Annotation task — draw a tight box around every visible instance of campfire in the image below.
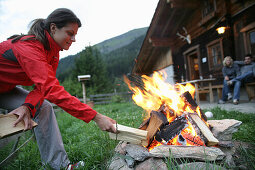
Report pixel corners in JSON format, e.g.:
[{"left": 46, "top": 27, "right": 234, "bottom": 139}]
[
  {"left": 122, "top": 72, "right": 218, "bottom": 150},
  {"left": 108, "top": 72, "right": 242, "bottom": 169}
]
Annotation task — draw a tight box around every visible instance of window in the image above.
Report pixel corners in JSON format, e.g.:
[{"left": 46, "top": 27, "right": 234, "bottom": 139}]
[
  {"left": 207, "top": 39, "right": 223, "bottom": 70},
  {"left": 202, "top": 0, "right": 216, "bottom": 18},
  {"left": 247, "top": 29, "right": 255, "bottom": 56},
  {"left": 199, "top": 0, "right": 216, "bottom": 26}
]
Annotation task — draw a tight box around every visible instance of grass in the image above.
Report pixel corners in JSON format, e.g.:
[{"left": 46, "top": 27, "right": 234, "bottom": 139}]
[{"left": 1, "top": 102, "right": 255, "bottom": 169}]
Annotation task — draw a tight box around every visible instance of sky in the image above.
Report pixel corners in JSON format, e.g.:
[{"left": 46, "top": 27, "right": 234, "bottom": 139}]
[{"left": 0, "top": 0, "right": 158, "bottom": 58}]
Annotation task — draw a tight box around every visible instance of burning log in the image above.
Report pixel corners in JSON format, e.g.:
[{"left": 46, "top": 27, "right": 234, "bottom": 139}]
[
  {"left": 155, "top": 115, "right": 188, "bottom": 143},
  {"left": 181, "top": 91, "right": 207, "bottom": 122},
  {"left": 181, "top": 133, "right": 206, "bottom": 146},
  {"left": 189, "top": 113, "right": 219, "bottom": 146},
  {"left": 108, "top": 124, "right": 148, "bottom": 146}
]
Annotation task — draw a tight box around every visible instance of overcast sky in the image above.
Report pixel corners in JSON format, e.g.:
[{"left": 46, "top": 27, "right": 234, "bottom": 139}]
[{"left": 0, "top": 0, "right": 158, "bottom": 58}]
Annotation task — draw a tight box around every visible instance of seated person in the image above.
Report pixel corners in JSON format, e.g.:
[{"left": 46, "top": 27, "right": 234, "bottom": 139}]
[
  {"left": 218, "top": 56, "right": 240, "bottom": 104},
  {"left": 228, "top": 54, "right": 255, "bottom": 104}
]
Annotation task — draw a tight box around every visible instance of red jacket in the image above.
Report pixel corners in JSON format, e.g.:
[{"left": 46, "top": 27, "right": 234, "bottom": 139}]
[{"left": 0, "top": 31, "right": 97, "bottom": 123}]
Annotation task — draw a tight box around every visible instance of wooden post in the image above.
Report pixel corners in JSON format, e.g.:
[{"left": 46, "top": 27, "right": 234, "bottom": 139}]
[
  {"left": 194, "top": 82, "right": 200, "bottom": 104},
  {"left": 78, "top": 75, "right": 91, "bottom": 104},
  {"left": 208, "top": 82, "right": 214, "bottom": 103},
  {"left": 82, "top": 82, "right": 86, "bottom": 104}
]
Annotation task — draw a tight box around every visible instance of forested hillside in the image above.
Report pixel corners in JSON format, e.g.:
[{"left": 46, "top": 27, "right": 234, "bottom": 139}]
[
  {"left": 104, "top": 34, "right": 145, "bottom": 79},
  {"left": 56, "top": 27, "right": 147, "bottom": 96},
  {"left": 94, "top": 27, "right": 147, "bottom": 54}
]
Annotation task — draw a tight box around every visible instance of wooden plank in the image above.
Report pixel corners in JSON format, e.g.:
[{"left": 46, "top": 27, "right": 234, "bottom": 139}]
[
  {"left": 108, "top": 124, "right": 148, "bottom": 146},
  {"left": 189, "top": 114, "right": 219, "bottom": 146},
  {"left": 0, "top": 114, "right": 37, "bottom": 139}
]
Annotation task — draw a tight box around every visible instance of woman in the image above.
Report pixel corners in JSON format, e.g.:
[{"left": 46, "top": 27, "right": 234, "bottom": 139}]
[
  {"left": 218, "top": 56, "right": 240, "bottom": 104},
  {"left": 0, "top": 8, "right": 116, "bottom": 169}
]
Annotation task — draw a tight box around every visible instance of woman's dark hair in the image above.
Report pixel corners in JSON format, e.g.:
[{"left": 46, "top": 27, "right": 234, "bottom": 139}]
[{"left": 9, "top": 8, "right": 81, "bottom": 50}]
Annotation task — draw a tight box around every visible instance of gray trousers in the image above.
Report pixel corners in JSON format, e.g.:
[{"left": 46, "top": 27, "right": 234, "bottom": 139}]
[{"left": 0, "top": 87, "right": 70, "bottom": 169}]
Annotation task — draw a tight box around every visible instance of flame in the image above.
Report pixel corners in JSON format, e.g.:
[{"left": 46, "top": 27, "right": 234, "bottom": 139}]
[
  {"left": 125, "top": 72, "right": 199, "bottom": 118},
  {"left": 125, "top": 72, "right": 196, "bottom": 119},
  {"left": 125, "top": 71, "right": 208, "bottom": 149}
]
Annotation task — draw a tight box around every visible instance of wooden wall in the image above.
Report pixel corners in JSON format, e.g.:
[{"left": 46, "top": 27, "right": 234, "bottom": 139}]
[{"left": 171, "top": 0, "right": 255, "bottom": 84}]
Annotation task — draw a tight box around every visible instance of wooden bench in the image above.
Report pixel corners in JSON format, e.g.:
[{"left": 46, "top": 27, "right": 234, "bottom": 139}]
[
  {"left": 202, "top": 82, "right": 255, "bottom": 101},
  {"left": 201, "top": 85, "right": 223, "bottom": 101},
  {"left": 245, "top": 82, "right": 255, "bottom": 101}
]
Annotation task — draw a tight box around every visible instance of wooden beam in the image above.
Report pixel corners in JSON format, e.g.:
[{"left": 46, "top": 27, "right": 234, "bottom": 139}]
[
  {"left": 167, "top": 0, "right": 199, "bottom": 9},
  {"left": 149, "top": 37, "right": 174, "bottom": 47},
  {"left": 189, "top": 114, "right": 219, "bottom": 146},
  {"left": 0, "top": 114, "right": 37, "bottom": 139},
  {"left": 108, "top": 124, "right": 148, "bottom": 146}
]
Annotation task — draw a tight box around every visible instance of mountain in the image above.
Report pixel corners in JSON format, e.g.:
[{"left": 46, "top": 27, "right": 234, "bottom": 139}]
[
  {"left": 56, "top": 27, "right": 148, "bottom": 82},
  {"left": 104, "top": 34, "right": 145, "bottom": 78},
  {"left": 94, "top": 27, "right": 147, "bottom": 54}
]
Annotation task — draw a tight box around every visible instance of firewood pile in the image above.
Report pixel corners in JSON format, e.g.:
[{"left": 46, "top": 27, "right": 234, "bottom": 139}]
[{"left": 109, "top": 118, "right": 242, "bottom": 169}]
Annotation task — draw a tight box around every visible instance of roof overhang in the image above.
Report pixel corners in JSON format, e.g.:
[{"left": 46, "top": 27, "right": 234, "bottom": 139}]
[{"left": 132, "top": 0, "right": 198, "bottom": 75}]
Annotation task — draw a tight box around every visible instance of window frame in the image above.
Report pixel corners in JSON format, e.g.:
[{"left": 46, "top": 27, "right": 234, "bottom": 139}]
[
  {"left": 206, "top": 38, "right": 224, "bottom": 71},
  {"left": 240, "top": 22, "right": 255, "bottom": 56}
]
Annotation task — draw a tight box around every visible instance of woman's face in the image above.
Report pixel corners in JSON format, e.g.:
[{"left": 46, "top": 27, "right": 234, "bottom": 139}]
[
  {"left": 50, "top": 22, "right": 79, "bottom": 50},
  {"left": 225, "top": 58, "right": 231, "bottom": 66}
]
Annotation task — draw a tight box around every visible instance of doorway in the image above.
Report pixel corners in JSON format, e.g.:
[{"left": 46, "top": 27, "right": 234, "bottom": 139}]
[{"left": 187, "top": 51, "right": 200, "bottom": 80}]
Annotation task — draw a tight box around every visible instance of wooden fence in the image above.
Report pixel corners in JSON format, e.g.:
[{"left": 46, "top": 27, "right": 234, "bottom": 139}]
[{"left": 90, "top": 92, "right": 132, "bottom": 104}]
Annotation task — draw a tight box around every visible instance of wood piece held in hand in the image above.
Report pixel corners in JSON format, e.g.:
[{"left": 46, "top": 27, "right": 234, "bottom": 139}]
[
  {"left": 108, "top": 124, "right": 148, "bottom": 146},
  {"left": 0, "top": 114, "right": 38, "bottom": 139},
  {"left": 189, "top": 114, "right": 218, "bottom": 146}
]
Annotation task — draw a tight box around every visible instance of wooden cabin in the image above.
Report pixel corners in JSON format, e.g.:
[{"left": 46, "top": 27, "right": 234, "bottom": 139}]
[{"left": 132, "top": 0, "right": 255, "bottom": 86}]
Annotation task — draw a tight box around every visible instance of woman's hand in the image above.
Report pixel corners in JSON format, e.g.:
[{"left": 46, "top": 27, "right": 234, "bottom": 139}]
[
  {"left": 93, "top": 113, "right": 117, "bottom": 133},
  {"left": 8, "top": 105, "right": 33, "bottom": 130}
]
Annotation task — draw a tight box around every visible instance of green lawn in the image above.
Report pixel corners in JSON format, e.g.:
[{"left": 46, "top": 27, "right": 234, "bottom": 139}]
[{"left": 1, "top": 102, "right": 255, "bottom": 169}]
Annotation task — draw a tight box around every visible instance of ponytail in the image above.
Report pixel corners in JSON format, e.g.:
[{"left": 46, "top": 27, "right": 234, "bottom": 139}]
[{"left": 28, "top": 18, "right": 49, "bottom": 50}]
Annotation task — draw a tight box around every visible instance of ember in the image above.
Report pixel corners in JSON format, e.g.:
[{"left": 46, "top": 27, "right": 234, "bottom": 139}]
[{"left": 124, "top": 71, "right": 218, "bottom": 150}]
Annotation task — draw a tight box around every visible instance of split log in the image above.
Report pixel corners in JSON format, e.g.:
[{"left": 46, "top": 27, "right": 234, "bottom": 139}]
[
  {"left": 108, "top": 124, "right": 148, "bottom": 146},
  {"left": 150, "top": 145, "right": 225, "bottom": 161},
  {"left": 145, "top": 111, "right": 168, "bottom": 144},
  {"left": 138, "top": 118, "right": 150, "bottom": 130},
  {"left": 189, "top": 114, "right": 219, "bottom": 146},
  {"left": 0, "top": 114, "right": 37, "bottom": 139}
]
